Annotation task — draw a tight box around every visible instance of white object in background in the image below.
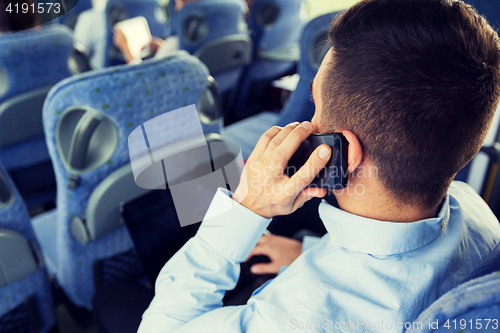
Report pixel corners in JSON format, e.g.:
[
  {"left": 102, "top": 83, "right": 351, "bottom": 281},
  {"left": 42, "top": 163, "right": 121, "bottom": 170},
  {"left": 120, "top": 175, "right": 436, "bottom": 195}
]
[
  {"left": 271, "top": 74, "right": 300, "bottom": 92},
  {"left": 114, "top": 16, "right": 152, "bottom": 59}
]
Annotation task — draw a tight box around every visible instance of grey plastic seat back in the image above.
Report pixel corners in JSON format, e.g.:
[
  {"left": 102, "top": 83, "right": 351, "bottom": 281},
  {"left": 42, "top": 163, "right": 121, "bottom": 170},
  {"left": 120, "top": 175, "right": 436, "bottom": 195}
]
[
  {"left": 0, "top": 86, "right": 52, "bottom": 148},
  {"left": 0, "top": 229, "right": 38, "bottom": 288},
  {"left": 194, "top": 34, "right": 253, "bottom": 75},
  {"left": 83, "top": 133, "right": 224, "bottom": 243}
]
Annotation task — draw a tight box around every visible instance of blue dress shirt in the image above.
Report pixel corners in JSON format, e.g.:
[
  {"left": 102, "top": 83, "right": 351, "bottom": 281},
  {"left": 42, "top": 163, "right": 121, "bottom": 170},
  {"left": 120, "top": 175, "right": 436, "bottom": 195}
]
[{"left": 138, "top": 181, "right": 500, "bottom": 332}]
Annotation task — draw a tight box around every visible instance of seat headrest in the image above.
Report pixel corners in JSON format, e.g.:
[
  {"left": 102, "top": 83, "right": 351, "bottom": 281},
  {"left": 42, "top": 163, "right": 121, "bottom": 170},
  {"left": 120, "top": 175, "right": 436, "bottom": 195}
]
[
  {"left": 0, "top": 25, "right": 73, "bottom": 102},
  {"left": 182, "top": 14, "right": 209, "bottom": 44},
  {"left": 256, "top": 1, "right": 279, "bottom": 28}
]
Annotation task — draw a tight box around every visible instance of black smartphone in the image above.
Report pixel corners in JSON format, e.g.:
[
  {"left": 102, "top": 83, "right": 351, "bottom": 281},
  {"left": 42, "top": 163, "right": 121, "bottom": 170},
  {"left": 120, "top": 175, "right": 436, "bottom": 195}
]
[{"left": 286, "top": 133, "right": 349, "bottom": 189}]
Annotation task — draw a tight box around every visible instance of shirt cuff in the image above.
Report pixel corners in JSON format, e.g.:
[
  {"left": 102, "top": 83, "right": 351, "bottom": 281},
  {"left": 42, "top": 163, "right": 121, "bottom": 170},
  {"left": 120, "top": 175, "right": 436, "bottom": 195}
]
[{"left": 196, "top": 188, "right": 272, "bottom": 262}]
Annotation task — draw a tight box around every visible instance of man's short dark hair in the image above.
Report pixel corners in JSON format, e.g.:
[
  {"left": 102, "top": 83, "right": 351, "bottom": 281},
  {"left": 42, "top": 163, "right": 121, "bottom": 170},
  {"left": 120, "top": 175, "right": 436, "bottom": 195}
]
[{"left": 321, "top": 0, "right": 500, "bottom": 207}]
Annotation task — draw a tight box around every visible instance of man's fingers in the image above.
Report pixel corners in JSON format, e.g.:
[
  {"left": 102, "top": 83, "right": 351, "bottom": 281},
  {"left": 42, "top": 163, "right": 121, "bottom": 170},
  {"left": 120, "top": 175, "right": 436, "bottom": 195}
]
[
  {"left": 289, "top": 144, "right": 331, "bottom": 192},
  {"left": 269, "top": 121, "right": 315, "bottom": 168},
  {"left": 248, "top": 126, "right": 282, "bottom": 163},
  {"left": 250, "top": 263, "right": 280, "bottom": 275},
  {"left": 292, "top": 187, "right": 328, "bottom": 212},
  {"left": 261, "top": 122, "right": 300, "bottom": 161}
]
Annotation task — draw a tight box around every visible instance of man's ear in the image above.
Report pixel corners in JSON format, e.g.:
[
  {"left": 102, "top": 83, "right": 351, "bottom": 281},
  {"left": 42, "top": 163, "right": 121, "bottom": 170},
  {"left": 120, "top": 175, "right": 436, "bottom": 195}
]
[{"left": 341, "top": 130, "right": 363, "bottom": 173}]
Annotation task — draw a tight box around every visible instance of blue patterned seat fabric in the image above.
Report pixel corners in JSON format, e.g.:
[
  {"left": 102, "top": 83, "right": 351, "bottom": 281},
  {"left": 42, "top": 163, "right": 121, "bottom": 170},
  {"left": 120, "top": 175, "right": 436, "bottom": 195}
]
[
  {"left": 222, "top": 12, "right": 337, "bottom": 159},
  {"left": 406, "top": 239, "right": 500, "bottom": 333},
  {"left": 104, "top": 0, "right": 169, "bottom": 67},
  {"left": 0, "top": 164, "right": 56, "bottom": 333},
  {"left": 0, "top": 25, "right": 73, "bottom": 105},
  {"left": 36, "top": 52, "right": 211, "bottom": 310},
  {"left": 176, "top": 0, "right": 248, "bottom": 97},
  {"left": 406, "top": 271, "right": 500, "bottom": 333},
  {"left": 229, "top": 0, "right": 305, "bottom": 122},
  {"left": 0, "top": 25, "right": 73, "bottom": 207}
]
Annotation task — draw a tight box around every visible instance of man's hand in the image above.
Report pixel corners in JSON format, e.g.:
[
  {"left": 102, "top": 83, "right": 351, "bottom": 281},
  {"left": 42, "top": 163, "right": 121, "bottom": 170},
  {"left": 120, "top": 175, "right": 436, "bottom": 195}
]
[
  {"left": 113, "top": 27, "right": 133, "bottom": 63},
  {"left": 245, "top": 233, "right": 302, "bottom": 274},
  {"left": 232, "top": 121, "right": 331, "bottom": 218}
]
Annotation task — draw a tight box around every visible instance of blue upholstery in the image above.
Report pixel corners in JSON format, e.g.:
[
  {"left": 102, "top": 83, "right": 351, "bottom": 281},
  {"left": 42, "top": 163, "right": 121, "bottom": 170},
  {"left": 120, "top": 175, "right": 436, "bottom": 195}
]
[
  {"left": 104, "top": 0, "right": 169, "bottom": 67},
  {"left": 407, "top": 241, "right": 500, "bottom": 333},
  {"left": 176, "top": 0, "right": 247, "bottom": 54},
  {"left": 230, "top": 0, "right": 305, "bottom": 121},
  {"left": 274, "top": 12, "right": 336, "bottom": 126},
  {"left": 36, "top": 53, "right": 211, "bottom": 310},
  {"left": 0, "top": 165, "right": 56, "bottom": 333},
  {"left": 0, "top": 269, "right": 56, "bottom": 333},
  {"left": 0, "top": 25, "right": 73, "bottom": 103},
  {"left": 176, "top": 0, "right": 248, "bottom": 96},
  {"left": 0, "top": 25, "right": 73, "bottom": 207},
  {"left": 222, "top": 12, "right": 337, "bottom": 158}
]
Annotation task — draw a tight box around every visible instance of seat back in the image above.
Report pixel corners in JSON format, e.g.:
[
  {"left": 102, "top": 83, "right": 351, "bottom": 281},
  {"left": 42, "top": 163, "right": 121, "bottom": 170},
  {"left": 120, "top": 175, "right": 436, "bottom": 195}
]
[
  {"left": 274, "top": 12, "right": 337, "bottom": 127},
  {"left": 406, "top": 241, "right": 500, "bottom": 333},
  {"left": 42, "top": 52, "right": 215, "bottom": 309},
  {"left": 249, "top": 0, "right": 303, "bottom": 58},
  {"left": 176, "top": 0, "right": 251, "bottom": 101},
  {"left": 230, "top": 0, "right": 305, "bottom": 122},
  {"left": 0, "top": 25, "right": 73, "bottom": 207},
  {"left": 0, "top": 166, "right": 56, "bottom": 333},
  {"left": 104, "top": 0, "right": 169, "bottom": 67}
]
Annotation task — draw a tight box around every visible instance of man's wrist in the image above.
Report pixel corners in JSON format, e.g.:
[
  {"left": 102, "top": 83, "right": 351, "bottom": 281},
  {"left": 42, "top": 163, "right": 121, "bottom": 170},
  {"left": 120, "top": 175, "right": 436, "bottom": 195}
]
[{"left": 197, "top": 188, "right": 272, "bottom": 262}]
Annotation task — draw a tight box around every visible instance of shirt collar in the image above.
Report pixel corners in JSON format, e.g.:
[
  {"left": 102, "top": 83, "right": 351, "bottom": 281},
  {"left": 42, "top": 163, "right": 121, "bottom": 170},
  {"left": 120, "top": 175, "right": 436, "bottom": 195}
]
[{"left": 318, "top": 194, "right": 450, "bottom": 255}]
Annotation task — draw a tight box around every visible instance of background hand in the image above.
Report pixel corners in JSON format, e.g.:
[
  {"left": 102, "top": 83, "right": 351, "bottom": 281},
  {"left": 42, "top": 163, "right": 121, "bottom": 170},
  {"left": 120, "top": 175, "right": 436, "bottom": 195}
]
[
  {"left": 113, "top": 27, "right": 133, "bottom": 63},
  {"left": 245, "top": 233, "right": 302, "bottom": 274}
]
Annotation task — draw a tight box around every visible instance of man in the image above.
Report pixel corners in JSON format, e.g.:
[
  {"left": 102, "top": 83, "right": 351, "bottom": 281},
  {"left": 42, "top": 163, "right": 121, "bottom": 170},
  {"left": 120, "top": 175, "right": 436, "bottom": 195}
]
[{"left": 138, "top": 0, "right": 500, "bottom": 331}]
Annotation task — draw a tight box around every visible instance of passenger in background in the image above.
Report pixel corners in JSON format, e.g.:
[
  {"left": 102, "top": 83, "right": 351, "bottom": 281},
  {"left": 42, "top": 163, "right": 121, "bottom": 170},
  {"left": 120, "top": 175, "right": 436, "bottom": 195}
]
[
  {"left": 0, "top": 0, "right": 39, "bottom": 33},
  {"left": 113, "top": 0, "right": 202, "bottom": 63},
  {"left": 73, "top": 0, "right": 107, "bottom": 69}
]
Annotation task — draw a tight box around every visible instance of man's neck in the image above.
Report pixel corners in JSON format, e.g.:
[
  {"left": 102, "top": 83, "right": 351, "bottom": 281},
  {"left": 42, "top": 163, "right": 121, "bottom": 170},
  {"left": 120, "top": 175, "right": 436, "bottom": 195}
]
[{"left": 333, "top": 179, "right": 441, "bottom": 223}]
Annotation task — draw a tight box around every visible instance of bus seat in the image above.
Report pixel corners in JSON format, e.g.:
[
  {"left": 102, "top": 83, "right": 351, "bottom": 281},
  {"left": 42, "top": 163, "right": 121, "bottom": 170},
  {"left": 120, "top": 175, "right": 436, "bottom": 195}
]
[
  {"left": 103, "top": 0, "right": 169, "bottom": 67},
  {"left": 31, "top": 52, "right": 215, "bottom": 310},
  {"left": 0, "top": 166, "right": 55, "bottom": 333},
  {"left": 0, "top": 25, "right": 73, "bottom": 208},
  {"left": 229, "top": 0, "right": 305, "bottom": 123},
  {"left": 176, "top": 0, "right": 251, "bottom": 108}
]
